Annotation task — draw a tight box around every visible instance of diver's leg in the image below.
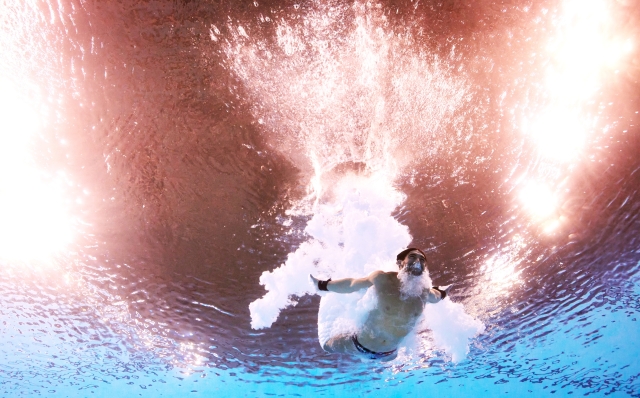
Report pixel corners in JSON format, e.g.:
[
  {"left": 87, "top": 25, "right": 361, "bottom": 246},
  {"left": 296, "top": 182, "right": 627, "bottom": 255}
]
[{"left": 322, "top": 334, "right": 358, "bottom": 354}]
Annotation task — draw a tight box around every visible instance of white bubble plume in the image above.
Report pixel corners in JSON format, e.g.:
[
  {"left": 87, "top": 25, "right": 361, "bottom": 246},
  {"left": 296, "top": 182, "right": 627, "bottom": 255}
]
[
  {"left": 249, "top": 172, "right": 407, "bottom": 330},
  {"left": 249, "top": 172, "right": 484, "bottom": 362}
]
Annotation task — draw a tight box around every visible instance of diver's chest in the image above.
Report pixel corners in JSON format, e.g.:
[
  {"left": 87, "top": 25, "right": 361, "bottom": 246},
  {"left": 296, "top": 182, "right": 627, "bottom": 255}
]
[{"left": 379, "top": 296, "right": 423, "bottom": 317}]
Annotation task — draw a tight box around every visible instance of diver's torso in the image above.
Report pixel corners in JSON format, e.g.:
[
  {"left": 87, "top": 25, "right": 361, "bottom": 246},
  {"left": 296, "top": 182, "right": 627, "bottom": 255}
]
[{"left": 357, "top": 272, "right": 424, "bottom": 352}]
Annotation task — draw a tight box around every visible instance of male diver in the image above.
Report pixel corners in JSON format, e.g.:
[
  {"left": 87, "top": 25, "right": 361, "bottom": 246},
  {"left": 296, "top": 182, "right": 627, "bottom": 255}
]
[{"left": 309, "top": 248, "right": 451, "bottom": 361}]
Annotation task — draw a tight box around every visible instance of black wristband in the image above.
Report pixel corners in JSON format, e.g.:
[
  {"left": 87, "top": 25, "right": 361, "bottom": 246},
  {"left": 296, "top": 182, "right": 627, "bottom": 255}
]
[
  {"left": 318, "top": 278, "right": 332, "bottom": 291},
  {"left": 433, "top": 286, "right": 446, "bottom": 299}
]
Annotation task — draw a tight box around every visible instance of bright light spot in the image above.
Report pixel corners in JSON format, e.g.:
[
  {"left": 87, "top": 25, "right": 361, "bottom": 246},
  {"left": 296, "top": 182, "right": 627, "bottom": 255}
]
[
  {"left": 546, "top": 0, "right": 613, "bottom": 96},
  {"left": 0, "top": 77, "right": 73, "bottom": 265},
  {"left": 479, "top": 236, "right": 526, "bottom": 294},
  {"left": 525, "top": 109, "right": 586, "bottom": 161},
  {"left": 556, "top": 0, "right": 620, "bottom": 60},
  {"left": 173, "top": 340, "right": 207, "bottom": 371},
  {"left": 482, "top": 254, "right": 517, "bottom": 285},
  {"left": 542, "top": 218, "right": 562, "bottom": 234},
  {"left": 520, "top": 181, "right": 557, "bottom": 220},
  {"left": 623, "top": 39, "right": 634, "bottom": 54},
  {"left": 0, "top": 182, "right": 73, "bottom": 264},
  {"left": 526, "top": 0, "right": 633, "bottom": 161}
]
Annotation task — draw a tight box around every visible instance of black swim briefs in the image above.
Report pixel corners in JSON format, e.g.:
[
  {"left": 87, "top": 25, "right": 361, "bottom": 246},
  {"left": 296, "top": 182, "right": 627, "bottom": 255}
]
[{"left": 351, "top": 335, "right": 396, "bottom": 360}]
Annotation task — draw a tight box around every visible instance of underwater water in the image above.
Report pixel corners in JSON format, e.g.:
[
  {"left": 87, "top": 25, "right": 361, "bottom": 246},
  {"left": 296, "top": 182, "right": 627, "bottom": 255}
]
[{"left": 1, "top": 0, "right": 640, "bottom": 396}]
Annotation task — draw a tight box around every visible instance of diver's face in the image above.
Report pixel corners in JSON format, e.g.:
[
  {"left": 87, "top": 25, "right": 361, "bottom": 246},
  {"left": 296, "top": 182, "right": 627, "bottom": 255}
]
[{"left": 402, "top": 250, "right": 426, "bottom": 276}]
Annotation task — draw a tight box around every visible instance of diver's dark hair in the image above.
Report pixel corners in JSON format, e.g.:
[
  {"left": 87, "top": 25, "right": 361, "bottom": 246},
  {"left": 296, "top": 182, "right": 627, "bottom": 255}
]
[{"left": 396, "top": 248, "right": 427, "bottom": 262}]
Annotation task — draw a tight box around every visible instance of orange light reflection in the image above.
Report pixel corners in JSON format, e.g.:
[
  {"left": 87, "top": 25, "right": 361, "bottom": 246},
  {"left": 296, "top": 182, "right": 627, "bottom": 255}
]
[
  {"left": 525, "top": 0, "right": 633, "bottom": 162},
  {"left": 0, "top": 77, "right": 74, "bottom": 265},
  {"left": 519, "top": 0, "right": 634, "bottom": 232}
]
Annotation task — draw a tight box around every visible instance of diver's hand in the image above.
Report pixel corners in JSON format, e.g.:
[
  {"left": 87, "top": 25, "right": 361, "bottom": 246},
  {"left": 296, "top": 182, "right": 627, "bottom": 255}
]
[
  {"left": 310, "top": 274, "right": 332, "bottom": 292},
  {"left": 309, "top": 274, "right": 320, "bottom": 290},
  {"left": 434, "top": 284, "right": 453, "bottom": 300}
]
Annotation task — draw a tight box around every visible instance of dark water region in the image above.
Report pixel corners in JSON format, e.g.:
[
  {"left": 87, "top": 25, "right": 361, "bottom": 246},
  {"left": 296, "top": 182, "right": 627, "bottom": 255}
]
[{"left": 1, "top": 0, "right": 640, "bottom": 396}]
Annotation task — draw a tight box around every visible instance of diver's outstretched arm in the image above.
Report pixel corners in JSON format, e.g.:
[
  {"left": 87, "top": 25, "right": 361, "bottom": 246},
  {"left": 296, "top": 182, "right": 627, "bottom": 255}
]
[
  {"left": 310, "top": 271, "right": 381, "bottom": 294},
  {"left": 424, "top": 284, "right": 453, "bottom": 303}
]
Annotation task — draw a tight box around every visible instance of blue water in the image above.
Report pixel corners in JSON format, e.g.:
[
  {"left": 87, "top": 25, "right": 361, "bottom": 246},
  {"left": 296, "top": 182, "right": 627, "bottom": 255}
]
[
  {"left": 3, "top": 275, "right": 637, "bottom": 397},
  {"left": 1, "top": 0, "right": 640, "bottom": 397}
]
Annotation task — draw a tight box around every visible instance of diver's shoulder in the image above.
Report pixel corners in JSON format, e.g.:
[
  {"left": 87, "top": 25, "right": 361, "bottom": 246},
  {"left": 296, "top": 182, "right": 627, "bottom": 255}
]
[{"left": 369, "top": 270, "right": 398, "bottom": 281}]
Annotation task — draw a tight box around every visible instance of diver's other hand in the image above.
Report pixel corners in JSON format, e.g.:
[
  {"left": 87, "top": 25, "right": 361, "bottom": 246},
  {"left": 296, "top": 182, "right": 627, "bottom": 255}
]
[
  {"left": 309, "top": 274, "right": 331, "bottom": 292},
  {"left": 434, "top": 284, "right": 453, "bottom": 300},
  {"left": 309, "top": 274, "right": 320, "bottom": 290}
]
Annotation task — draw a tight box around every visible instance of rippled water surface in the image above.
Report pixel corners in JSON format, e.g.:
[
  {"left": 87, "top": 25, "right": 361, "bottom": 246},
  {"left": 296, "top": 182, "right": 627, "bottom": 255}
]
[{"left": 1, "top": 0, "right": 639, "bottom": 396}]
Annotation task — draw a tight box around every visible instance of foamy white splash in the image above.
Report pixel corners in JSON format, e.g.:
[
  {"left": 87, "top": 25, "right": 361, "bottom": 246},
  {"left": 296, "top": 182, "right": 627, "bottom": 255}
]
[
  {"left": 249, "top": 173, "right": 405, "bottom": 331},
  {"left": 398, "top": 268, "right": 431, "bottom": 300},
  {"left": 422, "top": 298, "right": 486, "bottom": 362},
  {"left": 249, "top": 173, "right": 484, "bottom": 362}
]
